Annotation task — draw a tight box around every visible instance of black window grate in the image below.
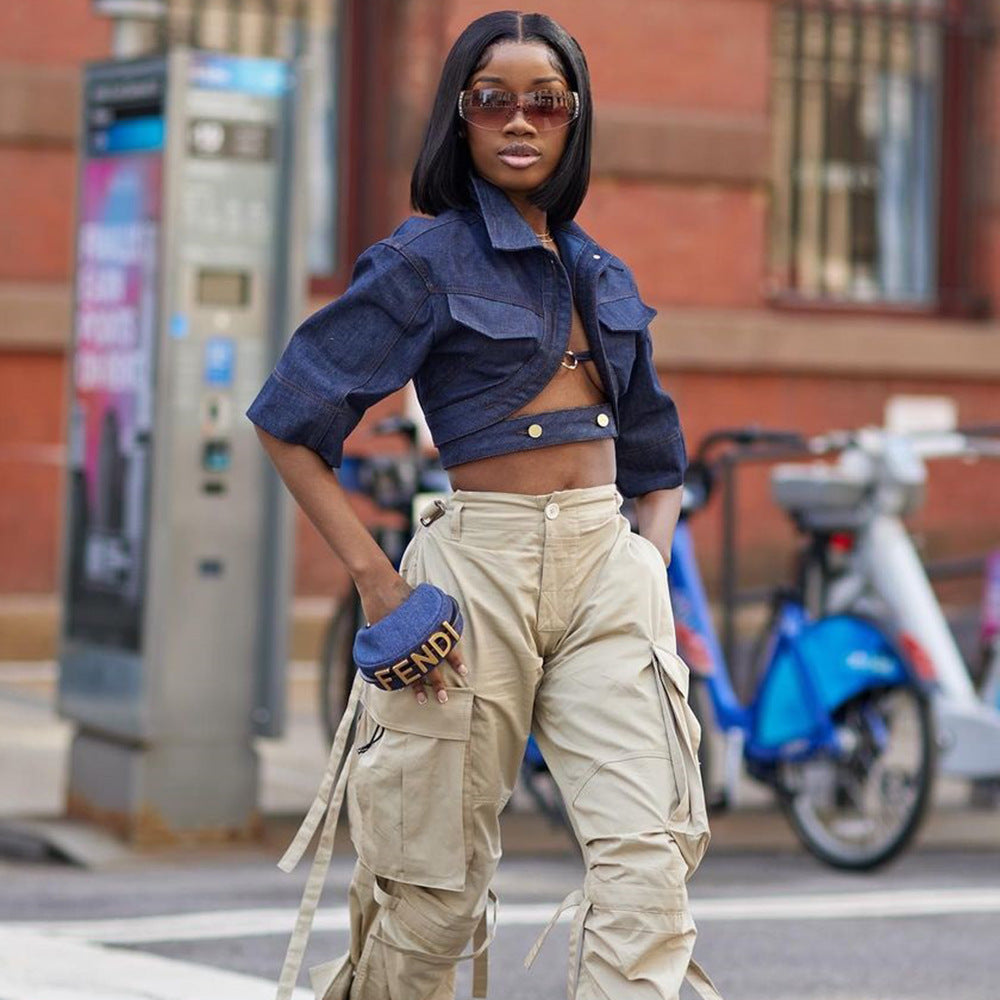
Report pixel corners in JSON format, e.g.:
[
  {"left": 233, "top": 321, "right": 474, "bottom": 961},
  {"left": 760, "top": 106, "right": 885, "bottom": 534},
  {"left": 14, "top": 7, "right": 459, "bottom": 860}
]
[{"left": 770, "top": 0, "right": 987, "bottom": 309}]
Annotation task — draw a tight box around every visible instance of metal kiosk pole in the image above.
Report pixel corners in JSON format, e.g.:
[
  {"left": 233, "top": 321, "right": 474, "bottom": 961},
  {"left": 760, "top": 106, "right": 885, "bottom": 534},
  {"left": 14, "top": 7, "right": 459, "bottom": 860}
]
[{"left": 58, "top": 47, "right": 305, "bottom": 842}]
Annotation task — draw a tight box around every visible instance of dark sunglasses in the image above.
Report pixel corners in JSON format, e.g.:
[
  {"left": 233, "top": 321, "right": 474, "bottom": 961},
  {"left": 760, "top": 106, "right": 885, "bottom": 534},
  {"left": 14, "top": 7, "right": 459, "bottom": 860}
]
[{"left": 457, "top": 88, "right": 580, "bottom": 132}]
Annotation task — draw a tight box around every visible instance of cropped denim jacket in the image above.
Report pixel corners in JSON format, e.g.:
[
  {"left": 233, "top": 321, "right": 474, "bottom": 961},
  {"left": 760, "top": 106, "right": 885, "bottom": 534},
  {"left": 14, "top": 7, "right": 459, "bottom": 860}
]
[{"left": 246, "top": 173, "right": 686, "bottom": 497}]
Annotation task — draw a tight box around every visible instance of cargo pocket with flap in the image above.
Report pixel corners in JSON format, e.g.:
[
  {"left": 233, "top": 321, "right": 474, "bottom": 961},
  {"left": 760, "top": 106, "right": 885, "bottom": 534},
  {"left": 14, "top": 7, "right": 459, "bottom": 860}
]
[
  {"left": 651, "top": 643, "right": 711, "bottom": 876},
  {"left": 348, "top": 684, "right": 475, "bottom": 891}
]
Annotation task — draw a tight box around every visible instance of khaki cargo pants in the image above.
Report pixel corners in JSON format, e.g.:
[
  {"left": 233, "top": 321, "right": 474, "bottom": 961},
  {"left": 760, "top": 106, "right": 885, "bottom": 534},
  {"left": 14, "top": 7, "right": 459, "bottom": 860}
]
[{"left": 275, "top": 484, "right": 721, "bottom": 1000}]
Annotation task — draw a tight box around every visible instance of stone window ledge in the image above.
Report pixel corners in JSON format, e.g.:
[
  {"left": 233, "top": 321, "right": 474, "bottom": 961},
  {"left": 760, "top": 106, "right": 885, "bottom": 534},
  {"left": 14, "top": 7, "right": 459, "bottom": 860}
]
[
  {"left": 4, "top": 284, "right": 998, "bottom": 381},
  {"left": 649, "top": 306, "right": 1000, "bottom": 380}
]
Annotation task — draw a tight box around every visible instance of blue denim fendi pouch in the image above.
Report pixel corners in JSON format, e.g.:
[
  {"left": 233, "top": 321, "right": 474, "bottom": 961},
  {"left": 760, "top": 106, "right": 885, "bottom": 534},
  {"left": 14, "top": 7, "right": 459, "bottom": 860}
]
[{"left": 353, "top": 582, "right": 464, "bottom": 691}]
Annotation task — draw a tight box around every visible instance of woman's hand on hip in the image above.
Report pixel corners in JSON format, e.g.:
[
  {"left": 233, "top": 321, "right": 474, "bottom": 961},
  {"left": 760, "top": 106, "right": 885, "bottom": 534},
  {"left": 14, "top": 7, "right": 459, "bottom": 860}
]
[{"left": 358, "top": 566, "right": 468, "bottom": 707}]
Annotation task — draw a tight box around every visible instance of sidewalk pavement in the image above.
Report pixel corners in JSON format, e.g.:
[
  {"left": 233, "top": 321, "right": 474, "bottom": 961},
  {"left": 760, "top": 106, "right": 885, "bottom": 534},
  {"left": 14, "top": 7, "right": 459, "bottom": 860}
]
[{"left": 1, "top": 656, "right": 999, "bottom": 869}]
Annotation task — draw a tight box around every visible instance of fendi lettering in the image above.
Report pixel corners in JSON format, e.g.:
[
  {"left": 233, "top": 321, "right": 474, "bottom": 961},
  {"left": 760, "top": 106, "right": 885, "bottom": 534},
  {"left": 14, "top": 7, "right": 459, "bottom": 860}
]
[
  {"left": 374, "top": 665, "right": 399, "bottom": 691},
  {"left": 411, "top": 644, "right": 439, "bottom": 673},
  {"left": 369, "top": 620, "right": 459, "bottom": 689},
  {"left": 427, "top": 631, "right": 453, "bottom": 657},
  {"left": 392, "top": 661, "right": 421, "bottom": 686}
]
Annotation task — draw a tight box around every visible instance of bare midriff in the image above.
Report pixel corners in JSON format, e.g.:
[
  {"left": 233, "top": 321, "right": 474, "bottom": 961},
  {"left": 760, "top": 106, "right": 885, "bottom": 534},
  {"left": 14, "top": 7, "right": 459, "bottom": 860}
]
[{"left": 447, "top": 246, "right": 617, "bottom": 495}]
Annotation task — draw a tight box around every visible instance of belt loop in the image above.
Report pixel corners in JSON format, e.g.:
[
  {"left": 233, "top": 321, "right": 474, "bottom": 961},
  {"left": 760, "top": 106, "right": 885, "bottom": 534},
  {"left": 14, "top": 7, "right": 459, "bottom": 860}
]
[{"left": 450, "top": 500, "right": 464, "bottom": 540}]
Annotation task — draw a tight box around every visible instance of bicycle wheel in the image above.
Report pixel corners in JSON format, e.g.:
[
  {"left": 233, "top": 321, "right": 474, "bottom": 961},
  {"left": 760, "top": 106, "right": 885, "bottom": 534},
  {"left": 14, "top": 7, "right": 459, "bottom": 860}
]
[
  {"left": 778, "top": 683, "right": 934, "bottom": 870},
  {"left": 320, "top": 591, "right": 360, "bottom": 746}
]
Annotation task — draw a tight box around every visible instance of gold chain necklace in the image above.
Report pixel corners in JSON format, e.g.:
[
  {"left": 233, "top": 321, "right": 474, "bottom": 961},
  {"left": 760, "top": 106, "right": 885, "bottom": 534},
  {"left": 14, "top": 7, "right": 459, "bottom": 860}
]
[{"left": 534, "top": 230, "right": 555, "bottom": 244}]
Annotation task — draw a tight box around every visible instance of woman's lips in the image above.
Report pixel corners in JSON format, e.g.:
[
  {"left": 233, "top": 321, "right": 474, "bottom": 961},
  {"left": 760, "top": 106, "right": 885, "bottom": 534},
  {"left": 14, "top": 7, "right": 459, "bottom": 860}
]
[
  {"left": 497, "top": 144, "right": 541, "bottom": 170},
  {"left": 498, "top": 153, "right": 541, "bottom": 169}
]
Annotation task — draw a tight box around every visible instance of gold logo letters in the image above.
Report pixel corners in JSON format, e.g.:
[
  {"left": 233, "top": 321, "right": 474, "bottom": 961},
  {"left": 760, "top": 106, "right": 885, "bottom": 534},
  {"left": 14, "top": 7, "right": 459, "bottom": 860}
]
[{"left": 371, "top": 620, "right": 460, "bottom": 690}]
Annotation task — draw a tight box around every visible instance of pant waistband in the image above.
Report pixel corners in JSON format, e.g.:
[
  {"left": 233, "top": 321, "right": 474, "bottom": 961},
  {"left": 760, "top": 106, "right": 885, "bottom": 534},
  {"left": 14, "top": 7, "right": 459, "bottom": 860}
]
[
  {"left": 420, "top": 483, "right": 623, "bottom": 544},
  {"left": 450, "top": 481, "right": 622, "bottom": 512}
]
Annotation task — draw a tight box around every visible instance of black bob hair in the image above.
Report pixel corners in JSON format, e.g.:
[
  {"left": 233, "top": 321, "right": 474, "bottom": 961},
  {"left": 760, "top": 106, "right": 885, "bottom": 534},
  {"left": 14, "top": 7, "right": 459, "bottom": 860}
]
[{"left": 410, "top": 10, "right": 592, "bottom": 226}]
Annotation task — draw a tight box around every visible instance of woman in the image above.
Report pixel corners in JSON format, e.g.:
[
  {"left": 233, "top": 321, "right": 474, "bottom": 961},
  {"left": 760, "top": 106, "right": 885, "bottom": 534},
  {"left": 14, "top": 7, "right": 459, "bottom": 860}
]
[{"left": 248, "top": 11, "right": 719, "bottom": 1000}]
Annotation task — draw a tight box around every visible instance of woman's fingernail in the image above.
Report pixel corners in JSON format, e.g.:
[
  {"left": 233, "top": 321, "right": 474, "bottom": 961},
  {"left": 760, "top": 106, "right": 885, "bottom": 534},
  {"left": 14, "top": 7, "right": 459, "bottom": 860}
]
[
  {"left": 456, "top": 663, "right": 468, "bottom": 676},
  {"left": 417, "top": 692, "right": 427, "bottom": 705},
  {"left": 437, "top": 689, "right": 448, "bottom": 704}
]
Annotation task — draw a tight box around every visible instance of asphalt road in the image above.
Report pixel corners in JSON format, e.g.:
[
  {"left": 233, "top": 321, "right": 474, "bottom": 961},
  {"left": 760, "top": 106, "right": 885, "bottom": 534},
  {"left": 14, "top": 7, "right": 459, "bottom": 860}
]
[{"left": 1, "top": 845, "right": 997, "bottom": 999}]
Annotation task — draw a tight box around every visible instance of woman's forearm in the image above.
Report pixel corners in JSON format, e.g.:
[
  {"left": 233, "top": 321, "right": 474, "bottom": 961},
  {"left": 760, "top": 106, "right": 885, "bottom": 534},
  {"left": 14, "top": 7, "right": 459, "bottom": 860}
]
[
  {"left": 255, "top": 427, "right": 464, "bottom": 699},
  {"left": 254, "top": 427, "right": 394, "bottom": 589},
  {"left": 634, "top": 485, "right": 683, "bottom": 565}
]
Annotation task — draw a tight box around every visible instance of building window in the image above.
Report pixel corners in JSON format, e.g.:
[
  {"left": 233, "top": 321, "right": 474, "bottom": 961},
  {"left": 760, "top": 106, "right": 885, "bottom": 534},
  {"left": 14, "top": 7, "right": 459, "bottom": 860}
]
[
  {"left": 304, "top": 3, "right": 341, "bottom": 277},
  {"left": 770, "top": 0, "right": 975, "bottom": 308}
]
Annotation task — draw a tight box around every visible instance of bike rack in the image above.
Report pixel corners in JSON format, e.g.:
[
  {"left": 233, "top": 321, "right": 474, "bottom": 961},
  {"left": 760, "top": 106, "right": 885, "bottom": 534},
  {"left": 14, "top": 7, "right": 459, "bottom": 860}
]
[{"left": 712, "top": 443, "right": 808, "bottom": 693}]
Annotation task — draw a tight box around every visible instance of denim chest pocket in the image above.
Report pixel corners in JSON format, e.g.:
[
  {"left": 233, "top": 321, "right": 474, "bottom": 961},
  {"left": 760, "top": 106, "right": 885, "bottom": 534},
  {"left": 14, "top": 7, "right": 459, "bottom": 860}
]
[
  {"left": 420, "top": 293, "right": 543, "bottom": 408},
  {"left": 597, "top": 295, "right": 657, "bottom": 387},
  {"left": 445, "top": 293, "right": 543, "bottom": 341}
]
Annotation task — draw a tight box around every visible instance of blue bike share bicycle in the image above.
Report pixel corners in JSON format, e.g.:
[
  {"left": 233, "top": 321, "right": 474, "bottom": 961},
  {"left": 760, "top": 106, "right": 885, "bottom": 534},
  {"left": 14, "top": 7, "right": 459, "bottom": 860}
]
[{"left": 671, "top": 428, "right": 935, "bottom": 870}]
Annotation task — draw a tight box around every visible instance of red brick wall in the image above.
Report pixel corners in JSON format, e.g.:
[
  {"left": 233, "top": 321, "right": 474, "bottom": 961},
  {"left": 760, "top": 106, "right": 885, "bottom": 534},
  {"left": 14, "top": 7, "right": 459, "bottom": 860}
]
[
  {"left": 0, "top": 149, "right": 78, "bottom": 280},
  {"left": 2, "top": 0, "right": 998, "bottom": 604},
  {"left": 0, "top": 0, "right": 110, "bottom": 62},
  {"left": 579, "top": 179, "right": 768, "bottom": 307},
  {"left": 0, "top": 1, "right": 109, "bottom": 594},
  {"left": 0, "top": 353, "right": 67, "bottom": 592},
  {"left": 446, "top": 0, "right": 772, "bottom": 114}
]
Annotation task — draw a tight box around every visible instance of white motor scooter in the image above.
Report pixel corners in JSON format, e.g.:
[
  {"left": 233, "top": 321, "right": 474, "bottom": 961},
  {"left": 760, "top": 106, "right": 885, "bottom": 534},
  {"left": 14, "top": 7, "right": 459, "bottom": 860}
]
[{"left": 770, "top": 425, "right": 1000, "bottom": 780}]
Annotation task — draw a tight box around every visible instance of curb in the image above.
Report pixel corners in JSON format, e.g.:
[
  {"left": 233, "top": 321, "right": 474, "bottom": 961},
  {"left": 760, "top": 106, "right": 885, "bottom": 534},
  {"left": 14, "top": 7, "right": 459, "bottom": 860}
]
[{"left": 3, "top": 802, "right": 998, "bottom": 872}]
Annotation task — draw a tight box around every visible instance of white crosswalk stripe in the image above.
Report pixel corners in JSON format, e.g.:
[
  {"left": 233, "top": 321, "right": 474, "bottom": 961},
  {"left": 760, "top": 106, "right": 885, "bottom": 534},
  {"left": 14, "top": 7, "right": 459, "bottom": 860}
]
[
  {"left": 3, "top": 887, "right": 1000, "bottom": 999},
  {"left": 0, "top": 929, "right": 311, "bottom": 1000},
  {"left": 5, "top": 886, "right": 1000, "bottom": 945}
]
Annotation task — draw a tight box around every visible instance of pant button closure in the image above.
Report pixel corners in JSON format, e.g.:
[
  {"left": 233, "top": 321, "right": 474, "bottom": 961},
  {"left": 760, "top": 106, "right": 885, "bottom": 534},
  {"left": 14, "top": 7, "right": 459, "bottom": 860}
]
[{"left": 544, "top": 502, "right": 560, "bottom": 520}]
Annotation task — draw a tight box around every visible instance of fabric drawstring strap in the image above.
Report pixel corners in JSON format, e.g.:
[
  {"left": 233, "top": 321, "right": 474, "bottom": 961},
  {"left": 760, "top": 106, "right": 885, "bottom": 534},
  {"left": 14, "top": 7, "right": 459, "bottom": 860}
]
[
  {"left": 369, "top": 879, "right": 498, "bottom": 998},
  {"left": 685, "top": 957, "right": 725, "bottom": 1000},
  {"left": 525, "top": 889, "right": 725, "bottom": 1000},
  {"left": 274, "top": 676, "right": 363, "bottom": 1000},
  {"left": 523, "top": 890, "right": 589, "bottom": 1000}
]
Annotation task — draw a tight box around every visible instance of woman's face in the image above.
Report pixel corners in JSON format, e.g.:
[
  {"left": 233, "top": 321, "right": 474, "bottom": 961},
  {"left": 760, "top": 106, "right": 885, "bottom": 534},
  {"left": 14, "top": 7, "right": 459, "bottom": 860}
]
[{"left": 463, "top": 41, "right": 572, "bottom": 201}]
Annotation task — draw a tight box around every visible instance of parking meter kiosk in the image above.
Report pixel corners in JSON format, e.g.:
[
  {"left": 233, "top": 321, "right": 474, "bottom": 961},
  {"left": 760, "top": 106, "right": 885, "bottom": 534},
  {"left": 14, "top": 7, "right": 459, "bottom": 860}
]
[{"left": 59, "top": 50, "right": 304, "bottom": 840}]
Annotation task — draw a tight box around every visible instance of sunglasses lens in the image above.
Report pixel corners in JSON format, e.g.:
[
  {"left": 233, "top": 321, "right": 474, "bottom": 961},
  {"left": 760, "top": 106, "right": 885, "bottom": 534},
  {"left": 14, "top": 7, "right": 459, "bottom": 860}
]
[
  {"left": 523, "top": 91, "right": 576, "bottom": 130},
  {"left": 462, "top": 89, "right": 516, "bottom": 129},
  {"left": 461, "top": 89, "right": 577, "bottom": 130}
]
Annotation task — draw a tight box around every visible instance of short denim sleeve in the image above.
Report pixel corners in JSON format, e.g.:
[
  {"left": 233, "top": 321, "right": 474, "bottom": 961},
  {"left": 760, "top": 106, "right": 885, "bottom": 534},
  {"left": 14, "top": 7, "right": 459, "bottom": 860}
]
[
  {"left": 615, "top": 328, "right": 687, "bottom": 498},
  {"left": 246, "top": 242, "right": 433, "bottom": 467}
]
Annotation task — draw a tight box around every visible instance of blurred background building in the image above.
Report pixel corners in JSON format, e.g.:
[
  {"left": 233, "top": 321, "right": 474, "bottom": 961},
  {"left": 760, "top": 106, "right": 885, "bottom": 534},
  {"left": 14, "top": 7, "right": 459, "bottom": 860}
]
[{"left": 1, "top": 0, "right": 998, "bottom": 661}]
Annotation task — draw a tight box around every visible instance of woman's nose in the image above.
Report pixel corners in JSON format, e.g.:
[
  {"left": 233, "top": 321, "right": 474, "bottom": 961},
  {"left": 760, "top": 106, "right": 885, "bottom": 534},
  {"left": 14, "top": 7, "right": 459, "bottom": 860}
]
[{"left": 503, "top": 108, "right": 537, "bottom": 134}]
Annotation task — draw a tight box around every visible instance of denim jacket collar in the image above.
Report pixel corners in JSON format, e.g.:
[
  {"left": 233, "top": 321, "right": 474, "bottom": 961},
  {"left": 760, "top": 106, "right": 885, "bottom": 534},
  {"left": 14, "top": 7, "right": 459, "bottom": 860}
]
[
  {"left": 469, "top": 173, "right": 542, "bottom": 251},
  {"left": 469, "top": 172, "right": 592, "bottom": 255}
]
